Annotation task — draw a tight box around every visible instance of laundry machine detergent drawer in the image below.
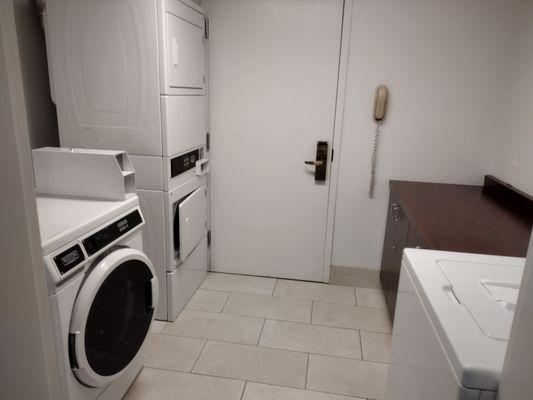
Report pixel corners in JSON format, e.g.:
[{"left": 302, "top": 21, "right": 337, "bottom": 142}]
[
  {"left": 160, "top": 0, "right": 205, "bottom": 94},
  {"left": 167, "top": 237, "right": 208, "bottom": 320},
  {"left": 161, "top": 95, "right": 206, "bottom": 157}
]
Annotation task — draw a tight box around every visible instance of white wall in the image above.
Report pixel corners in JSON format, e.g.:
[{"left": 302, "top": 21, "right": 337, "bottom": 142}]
[
  {"left": 0, "top": 2, "right": 59, "bottom": 398},
  {"left": 332, "top": 0, "right": 518, "bottom": 270},
  {"left": 13, "top": 0, "right": 59, "bottom": 149},
  {"left": 490, "top": 0, "right": 533, "bottom": 196}
]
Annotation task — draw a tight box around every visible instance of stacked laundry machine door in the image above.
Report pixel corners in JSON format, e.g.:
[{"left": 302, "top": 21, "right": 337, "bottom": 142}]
[{"left": 44, "top": 0, "right": 209, "bottom": 320}]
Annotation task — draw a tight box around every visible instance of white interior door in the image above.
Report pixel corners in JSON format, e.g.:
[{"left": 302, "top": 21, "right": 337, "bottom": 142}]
[{"left": 209, "top": 0, "right": 343, "bottom": 281}]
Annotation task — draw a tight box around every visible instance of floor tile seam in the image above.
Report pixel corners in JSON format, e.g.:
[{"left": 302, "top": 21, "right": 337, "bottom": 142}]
[
  {"left": 221, "top": 309, "right": 312, "bottom": 324},
  {"left": 256, "top": 318, "right": 267, "bottom": 346},
  {"left": 309, "top": 321, "right": 391, "bottom": 335},
  {"left": 239, "top": 380, "right": 367, "bottom": 399},
  {"left": 172, "top": 307, "right": 265, "bottom": 320},
  {"left": 312, "top": 299, "right": 390, "bottom": 311},
  {"left": 189, "top": 369, "right": 307, "bottom": 390},
  {"left": 201, "top": 287, "right": 272, "bottom": 296},
  {"left": 219, "top": 290, "right": 235, "bottom": 312},
  {"left": 256, "top": 344, "right": 362, "bottom": 361},
  {"left": 155, "top": 331, "right": 264, "bottom": 347},
  {"left": 307, "top": 352, "right": 391, "bottom": 366},
  {"left": 190, "top": 338, "right": 209, "bottom": 372},
  {"left": 271, "top": 278, "right": 278, "bottom": 296}
]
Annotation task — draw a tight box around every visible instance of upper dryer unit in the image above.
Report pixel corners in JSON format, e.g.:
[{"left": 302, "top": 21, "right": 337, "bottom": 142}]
[{"left": 44, "top": 0, "right": 207, "bottom": 157}]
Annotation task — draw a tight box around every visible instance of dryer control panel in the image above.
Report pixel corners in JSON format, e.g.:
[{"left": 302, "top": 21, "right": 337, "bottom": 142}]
[{"left": 171, "top": 148, "right": 201, "bottom": 178}]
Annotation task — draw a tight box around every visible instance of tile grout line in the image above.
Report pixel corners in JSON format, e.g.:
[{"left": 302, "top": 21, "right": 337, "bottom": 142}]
[
  {"left": 271, "top": 278, "right": 278, "bottom": 296},
  {"left": 239, "top": 381, "right": 248, "bottom": 400},
  {"left": 220, "top": 291, "right": 233, "bottom": 313},
  {"left": 304, "top": 352, "right": 310, "bottom": 389},
  {"left": 206, "top": 288, "right": 385, "bottom": 307},
  {"left": 358, "top": 329, "right": 364, "bottom": 361},
  {"left": 190, "top": 369, "right": 308, "bottom": 392},
  {"left": 149, "top": 332, "right": 387, "bottom": 364},
  {"left": 154, "top": 332, "right": 260, "bottom": 348},
  {"left": 190, "top": 339, "right": 209, "bottom": 372},
  {"left": 160, "top": 313, "right": 391, "bottom": 337},
  {"left": 256, "top": 318, "right": 267, "bottom": 346}
]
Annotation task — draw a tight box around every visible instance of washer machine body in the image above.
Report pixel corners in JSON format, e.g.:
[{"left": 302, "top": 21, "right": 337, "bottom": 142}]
[{"left": 38, "top": 194, "right": 158, "bottom": 400}]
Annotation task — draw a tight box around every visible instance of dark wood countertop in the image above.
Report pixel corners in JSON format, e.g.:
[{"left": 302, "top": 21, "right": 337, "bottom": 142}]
[{"left": 389, "top": 179, "right": 532, "bottom": 257}]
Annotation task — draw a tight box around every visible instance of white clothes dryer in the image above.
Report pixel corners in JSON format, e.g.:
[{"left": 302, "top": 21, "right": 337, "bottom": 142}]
[
  {"left": 44, "top": 0, "right": 207, "bottom": 157},
  {"left": 137, "top": 173, "right": 208, "bottom": 321},
  {"left": 37, "top": 194, "right": 158, "bottom": 400}
]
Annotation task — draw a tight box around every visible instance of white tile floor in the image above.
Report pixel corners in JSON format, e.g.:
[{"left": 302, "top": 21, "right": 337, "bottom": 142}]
[{"left": 124, "top": 273, "right": 392, "bottom": 400}]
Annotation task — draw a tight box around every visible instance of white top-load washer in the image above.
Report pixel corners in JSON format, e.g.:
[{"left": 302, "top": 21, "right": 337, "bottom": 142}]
[
  {"left": 38, "top": 194, "right": 158, "bottom": 400},
  {"left": 385, "top": 249, "right": 525, "bottom": 400}
]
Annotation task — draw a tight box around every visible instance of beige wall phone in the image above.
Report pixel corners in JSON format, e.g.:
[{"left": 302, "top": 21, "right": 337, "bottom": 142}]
[{"left": 369, "top": 85, "right": 389, "bottom": 198}]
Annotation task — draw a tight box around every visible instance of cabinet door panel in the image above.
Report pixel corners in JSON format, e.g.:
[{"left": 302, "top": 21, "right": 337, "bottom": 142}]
[
  {"left": 407, "top": 225, "right": 425, "bottom": 250},
  {"left": 380, "top": 192, "right": 409, "bottom": 318}
]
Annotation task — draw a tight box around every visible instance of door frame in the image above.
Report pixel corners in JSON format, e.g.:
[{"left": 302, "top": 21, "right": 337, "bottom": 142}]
[{"left": 322, "top": 0, "right": 353, "bottom": 282}]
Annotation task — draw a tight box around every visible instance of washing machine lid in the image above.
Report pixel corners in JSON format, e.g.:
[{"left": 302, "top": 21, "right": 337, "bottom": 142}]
[
  {"left": 438, "top": 260, "right": 522, "bottom": 341},
  {"left": 403, "top": 249, "right": 525, "bottom": 392},
  {"left": 37, "top": 194, "right": 139, "bottom": 254},
  {"left": 69, "top": 248, "right": 158, "bottom": 387}
]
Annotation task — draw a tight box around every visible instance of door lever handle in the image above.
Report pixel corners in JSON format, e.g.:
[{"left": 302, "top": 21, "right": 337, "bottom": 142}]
[
  {"left": 304, "top": 160, "right": 324, "bottom": 166},
  {"left": 306, "top": 141, "right": 328, "bottom": 181}
]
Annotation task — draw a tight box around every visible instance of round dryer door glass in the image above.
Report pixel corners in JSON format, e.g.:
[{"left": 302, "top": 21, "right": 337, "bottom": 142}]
[
  {"left": 84, "top": 259, "right": 154, "bottom": 376},
  {"left": 69, "top": 247, "right": 157, "bottom": 387}
]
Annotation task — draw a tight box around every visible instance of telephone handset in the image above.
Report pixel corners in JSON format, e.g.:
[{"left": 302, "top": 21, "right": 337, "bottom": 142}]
[{"left": 369, "top": 85, "right": 389, "bottom": 198}]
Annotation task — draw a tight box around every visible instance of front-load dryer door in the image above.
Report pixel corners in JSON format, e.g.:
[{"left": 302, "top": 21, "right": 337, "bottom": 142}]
[
  {"left": 174, "top": 186, "right": 207, "bottom": 261},
  {"left": 69, "top": 248, "right": 158, "bottom": 387},
  {"left": 162, "top": 1, "right": 205, "bottom": 93}
]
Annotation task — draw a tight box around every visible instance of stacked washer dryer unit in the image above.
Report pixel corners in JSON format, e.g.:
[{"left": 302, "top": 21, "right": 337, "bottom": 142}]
[
  {"left": 38, "top": 193, "right": 158, "bottom": 400},
  {"left": 44, "top": 0, "right": 210, "bottom": 321}
]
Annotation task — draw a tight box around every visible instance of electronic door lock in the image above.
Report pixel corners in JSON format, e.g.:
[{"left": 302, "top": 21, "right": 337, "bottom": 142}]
[{"left": 304, "top": 141, "right": 328, "bottom": 181}]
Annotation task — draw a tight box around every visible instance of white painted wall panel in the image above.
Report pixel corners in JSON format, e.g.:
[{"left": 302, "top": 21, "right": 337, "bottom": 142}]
[
  {"left": 490, "top": 0, "right": 533, "bottom": 197},
  {"left": 332, "top": 0, "right": 517, "bottom": 270}
]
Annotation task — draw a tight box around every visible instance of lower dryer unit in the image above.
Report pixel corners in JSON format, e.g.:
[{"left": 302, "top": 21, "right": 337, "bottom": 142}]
[
  {"left": 37, "top": 194, "right": 158, "bottom": 400},
  {"left": 137, "top": 172, "right": 208, "bottom": 321}
]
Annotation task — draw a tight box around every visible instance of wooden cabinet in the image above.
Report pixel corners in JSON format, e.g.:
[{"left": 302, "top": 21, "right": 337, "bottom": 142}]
[
  {"left": 380, "top": 192, "right": 419, "bottom": 317},
  {"left": 380, "top": 177, "right": 532, "bottom": 322}
]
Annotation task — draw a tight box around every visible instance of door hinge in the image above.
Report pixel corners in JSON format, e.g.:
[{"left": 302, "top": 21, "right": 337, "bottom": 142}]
[
  {"left": 331, "top": 148, "right": 334, "bottom": 162},
  {"left": 207, "top": 230, "right": 211, "bottom": 247},
  {"left": 206, "top": 132, "right": 210, "bottom": 151},
  {"left": 204, "top": 17, "right": 209, "bottom": 39}
]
